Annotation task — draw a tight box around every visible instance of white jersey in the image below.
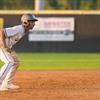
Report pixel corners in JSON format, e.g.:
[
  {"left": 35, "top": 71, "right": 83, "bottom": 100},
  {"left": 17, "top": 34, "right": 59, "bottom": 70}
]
[{"left": 4, "top": 25, "right": 25, "bottom": 48}]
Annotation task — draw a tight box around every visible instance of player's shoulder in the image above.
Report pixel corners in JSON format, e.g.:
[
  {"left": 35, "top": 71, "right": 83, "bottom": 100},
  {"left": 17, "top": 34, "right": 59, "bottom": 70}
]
[
  {"left": 5, "top": 25, "right": 23, "bottom": 30},
  {"left": 6, "top": 25, "right": 24, "bottom": 32},
  {"left": 12, "top": 25, "right": 24, "bottom": 30},
  {"left": 4, "top": 25, "right": 25, "bottom": 37}
]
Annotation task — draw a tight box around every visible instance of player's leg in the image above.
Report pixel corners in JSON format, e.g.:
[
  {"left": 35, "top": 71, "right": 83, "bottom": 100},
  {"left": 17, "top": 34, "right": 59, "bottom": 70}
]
[
  {"left": 0, "top": 48, "right": 15, "bottom": 90},
  {"left": 2, "top": 50, "right": 20, "bottom": 89}
]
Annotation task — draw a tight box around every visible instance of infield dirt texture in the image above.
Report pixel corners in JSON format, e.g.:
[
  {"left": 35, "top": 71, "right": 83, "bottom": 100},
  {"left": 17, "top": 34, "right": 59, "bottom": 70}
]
[{"left": 0, "top": 70, "right": 100, "bottom": 100}]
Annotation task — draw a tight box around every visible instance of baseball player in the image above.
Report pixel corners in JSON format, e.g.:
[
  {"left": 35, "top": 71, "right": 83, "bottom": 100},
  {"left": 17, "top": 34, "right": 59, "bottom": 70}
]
[{"left": 0, "top": 14, "right": 38, "bottom": 91}]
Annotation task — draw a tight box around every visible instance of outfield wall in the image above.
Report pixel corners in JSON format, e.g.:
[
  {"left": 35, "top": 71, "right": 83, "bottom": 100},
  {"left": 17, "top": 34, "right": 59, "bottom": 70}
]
[{"left": 0, "top": 11, "right": 100, "bottom": 52}]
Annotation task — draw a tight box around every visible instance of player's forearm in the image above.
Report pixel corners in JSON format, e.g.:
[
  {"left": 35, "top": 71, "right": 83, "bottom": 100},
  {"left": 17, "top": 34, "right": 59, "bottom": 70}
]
[{"left": 0, "top": 31, "right": 7, "bottom": 48}]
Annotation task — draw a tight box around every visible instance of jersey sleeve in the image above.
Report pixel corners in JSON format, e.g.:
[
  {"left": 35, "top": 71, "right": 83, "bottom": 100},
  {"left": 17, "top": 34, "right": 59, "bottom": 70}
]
[{"left": 4, "top": 25, "right": 25, "bottom": 37}]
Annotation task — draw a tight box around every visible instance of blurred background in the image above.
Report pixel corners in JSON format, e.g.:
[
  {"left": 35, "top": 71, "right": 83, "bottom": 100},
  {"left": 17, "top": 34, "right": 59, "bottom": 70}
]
[
  {"left": 0, "top": 0, "right": 100, "bottom": 70},
  {"left": 0, "top": 0, "right": 100, "bottom": 52}
]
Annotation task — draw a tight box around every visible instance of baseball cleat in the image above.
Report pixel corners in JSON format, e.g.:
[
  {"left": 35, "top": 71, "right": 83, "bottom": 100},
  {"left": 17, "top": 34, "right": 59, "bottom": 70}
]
[{"left": 7, "top": 84, "right": 20, "bottom": 89}]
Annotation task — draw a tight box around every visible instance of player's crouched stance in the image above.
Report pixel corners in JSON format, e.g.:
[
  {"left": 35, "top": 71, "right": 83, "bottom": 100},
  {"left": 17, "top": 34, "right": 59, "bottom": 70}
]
[{"left": 0, "top": 14, "right": 38, "bottom": 91}]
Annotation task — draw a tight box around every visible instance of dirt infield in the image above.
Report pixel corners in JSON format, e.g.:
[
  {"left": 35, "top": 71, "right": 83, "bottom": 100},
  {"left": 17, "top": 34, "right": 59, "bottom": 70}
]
[{"left": 0, "top": 70, "right": 100, "bottom": 100}]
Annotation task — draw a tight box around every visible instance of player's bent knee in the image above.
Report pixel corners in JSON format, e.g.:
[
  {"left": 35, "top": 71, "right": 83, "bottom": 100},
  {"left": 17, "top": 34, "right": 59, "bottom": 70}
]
[
  {"left": 5, "top": 60, "right": 20, "bottom": 68},
  {"left": 7, "top": 61, "right": 15, "bottom": 67}
]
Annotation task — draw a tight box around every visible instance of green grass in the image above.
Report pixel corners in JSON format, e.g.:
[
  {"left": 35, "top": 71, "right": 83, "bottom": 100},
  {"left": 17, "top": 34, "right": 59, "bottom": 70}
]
[{"left": 0, "top": 53, "right": 100, "bottom": 70}]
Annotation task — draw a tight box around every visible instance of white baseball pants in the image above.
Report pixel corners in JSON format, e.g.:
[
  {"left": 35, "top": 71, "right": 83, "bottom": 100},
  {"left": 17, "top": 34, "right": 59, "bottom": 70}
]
[{"left": 0, "top": 48, "right": 20, "bottom": 86}]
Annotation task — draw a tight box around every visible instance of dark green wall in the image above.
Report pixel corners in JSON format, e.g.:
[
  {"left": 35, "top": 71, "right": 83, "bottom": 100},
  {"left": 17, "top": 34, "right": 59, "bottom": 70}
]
[{"left": 0, "top": 14, "right": 100, "bottom": 52}]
